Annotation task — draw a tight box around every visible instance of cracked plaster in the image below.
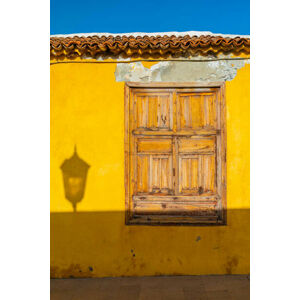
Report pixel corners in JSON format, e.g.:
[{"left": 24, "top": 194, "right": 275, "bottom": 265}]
[{"left": 115, "top": 59, "right": 249, "bottom": 83}]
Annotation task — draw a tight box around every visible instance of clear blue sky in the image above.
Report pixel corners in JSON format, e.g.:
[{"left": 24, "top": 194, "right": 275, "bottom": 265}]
[{"left": 50, "top": 0, "right": 249, "bottom": 36}]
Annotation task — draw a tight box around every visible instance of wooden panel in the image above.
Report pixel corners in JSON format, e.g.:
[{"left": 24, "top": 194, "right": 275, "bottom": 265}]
[
  {"left": 203, "top": 94, "right": 217, "bottom": 128},
  {"left": 178, "top": 137, "right": 215, "bottom": 153},
  {"left": 137, "top": 155, "right": 149, "bottom": 193},
  {"left": 149, "top": 155, "right": 173, "bottom": 194},
  {"left": 202, "top": 154, "right": 216, "bottom": 193},
  {"left": 136, "top": 95, "right": 148, "bottom": 128},
  {"left": 137, "top": 138, "right": 172, "bottom": 153},
  {"left": 179, "top": 96, "right": 191, "bottom": 128},
  {"left": 131, "top": 195, "right": 219, "bottom": 225},
  {"left": 179, "top": 154, "right": 216, "bottom": 195},
  {"left": 133, "top": 199, "right": 218, "bottom": 216},
  {"left": 177, "top": 93, "right": 217, "bottom": 130},
  {"left": 134, "top": 92, "right": 172, "bottom": 130},
  {"left": 179, "top": 156, "right": 199, "bottom": 195},
  {"left": 136, "top": 153, "right": 173, "bottom": 194}
]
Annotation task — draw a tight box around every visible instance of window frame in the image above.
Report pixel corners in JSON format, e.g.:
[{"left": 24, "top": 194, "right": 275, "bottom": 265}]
[{"left": 124, "top": 82, "right": 227, "bottom": 226}]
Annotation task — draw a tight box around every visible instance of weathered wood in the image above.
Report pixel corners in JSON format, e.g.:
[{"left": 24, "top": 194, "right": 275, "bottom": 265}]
[
  {"left": 133, "top": 195, "right": 218, "bottom": 201},
  {"left": 124, "top": 85, "right": 130, "bottom": 223},
  {"left": 124, "top": 83, "right": 226, "bottom": 225},
  {"left": 128, "top": 215, "right": 221, "bottom": 226},
  {"left": 137, "top": 138, "right": 172, "bottom": 153},
  {"left": 220, "top": 84, "right": 227, "bottom": 224},
  {"left": 178, "top": 137, "right": 215, "bottom": 153},
  {"left": 133, "top": 200, "right": 218, "bottom": 216},
  {"left": 132, "top": 129, "right": 219, "bottom": 136}
]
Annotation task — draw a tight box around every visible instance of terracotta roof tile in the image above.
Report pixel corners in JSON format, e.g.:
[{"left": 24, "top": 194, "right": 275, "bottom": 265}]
[{"left": 50, "top": 34, "right": 250, "bottom": 59}]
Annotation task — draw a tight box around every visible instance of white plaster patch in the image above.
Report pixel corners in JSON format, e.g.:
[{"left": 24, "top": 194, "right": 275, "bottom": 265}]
[{"left": 115, "top": 59, "right": 249, "bottom": 83}]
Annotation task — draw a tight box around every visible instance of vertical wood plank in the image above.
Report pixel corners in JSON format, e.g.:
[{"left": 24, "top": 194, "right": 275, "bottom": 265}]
[
  {"left": 172, "top": 91, "right": 178, "bottom": 194},
  {"left": 149, "top": 154, "right": 152, "bottom": 191},
  {"left": 157, "top": 96, "right": 161, "bottom": 128},
  {"left": 142, "top": 96, "right": 148, "bottom": 128},
  {"left": 191, "top": 95, "right": 199, "bottom": 128},
  {"left": 204, "top": 95, "right": 209, "bottom": 127},
  {"left": 124, "top": 84, "right": 130, "bottom": 222},
  {"left": 221, "top": 84, "right": 227, "bottom": 223},
  {"left": 188, "top": 158, "right": 192, "bottom": 189},
  {"left": 191, "top": 158, "right": 198, "bottom": 188},
  {"left": 198, "top": 155, "right": 202, "bottom": 190},
  {"left": 209, "top": 155, "right": 216, "bottom": 192}
]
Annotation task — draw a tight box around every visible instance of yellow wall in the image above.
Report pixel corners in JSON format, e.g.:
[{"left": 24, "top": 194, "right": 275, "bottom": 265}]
[{"left": 50, "top": 59, "right": 250, "bottom": 278}]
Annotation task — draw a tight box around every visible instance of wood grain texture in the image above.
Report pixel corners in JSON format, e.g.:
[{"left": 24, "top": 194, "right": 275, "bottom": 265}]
[{"left": 125, "top": 83, "right": 226, "bottom": 225}]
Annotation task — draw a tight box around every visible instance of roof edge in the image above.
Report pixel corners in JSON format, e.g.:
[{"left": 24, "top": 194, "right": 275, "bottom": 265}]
[
  {"left": 50, "top": 32, "right": 250, "bottom": 59},
  {"left": 50, "top": 31, "right": 250, "bottom": 39}
]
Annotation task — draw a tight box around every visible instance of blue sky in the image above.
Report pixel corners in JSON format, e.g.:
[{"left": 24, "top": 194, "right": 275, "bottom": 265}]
[{"left": 50, "top": 0, "right": 249, "bottom": 35}]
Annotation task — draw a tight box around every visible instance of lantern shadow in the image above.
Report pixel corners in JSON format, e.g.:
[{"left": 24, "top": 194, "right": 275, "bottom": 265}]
[{"left": 60, "top": 146, "right": 90, "bottom": 212}]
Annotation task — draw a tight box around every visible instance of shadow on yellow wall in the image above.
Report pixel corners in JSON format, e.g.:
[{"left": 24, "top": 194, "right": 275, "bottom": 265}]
[
  {"left": 53, "top": 143, "right": 249, "bottom": 279},
  {"left": 60, "top": 146, "right": 90, "bottom": 212},
  {"left": 50, "top": 208, "right": 249, "bottom": 278}
]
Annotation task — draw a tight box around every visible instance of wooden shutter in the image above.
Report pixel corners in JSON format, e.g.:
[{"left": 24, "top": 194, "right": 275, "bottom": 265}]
[{"left": 125, "top": 83, "right": 226, "bottom": 225}]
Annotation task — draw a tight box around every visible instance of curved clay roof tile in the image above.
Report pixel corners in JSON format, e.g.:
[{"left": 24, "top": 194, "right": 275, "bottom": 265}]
[{"left": 50, "top": 34, "right": 250, "bottom": 59}]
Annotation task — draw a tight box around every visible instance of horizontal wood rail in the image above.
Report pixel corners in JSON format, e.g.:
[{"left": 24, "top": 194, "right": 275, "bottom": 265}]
[{"left": 132, "top": 129, "right": 220, "bottom": 136}]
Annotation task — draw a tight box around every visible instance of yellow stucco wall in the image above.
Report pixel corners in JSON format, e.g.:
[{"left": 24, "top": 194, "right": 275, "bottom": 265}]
[{"left": 50, "top": 59, "right": 250, "bottom": 278}]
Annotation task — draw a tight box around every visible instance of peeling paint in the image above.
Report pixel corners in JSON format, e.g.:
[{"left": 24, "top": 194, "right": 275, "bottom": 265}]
[
  {"left": 115, "top": 59, "right": 249, "bottom": 83},
  {"left": 50, "top": 264, "right": 95, "bottom": 278},
  {"left": 81, "top": 51, "right": 249, "bottom": 62}
]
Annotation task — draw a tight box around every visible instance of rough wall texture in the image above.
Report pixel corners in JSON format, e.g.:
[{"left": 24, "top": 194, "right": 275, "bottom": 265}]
[
  {"left": 50, "top": 56, "right": 250, "bottom": 278},
  {"left": 115, "top": 59, "right": 249, "bottom": 82}
]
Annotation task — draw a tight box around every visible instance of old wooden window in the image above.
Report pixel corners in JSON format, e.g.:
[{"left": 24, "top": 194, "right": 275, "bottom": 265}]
[{"left": 125, "top": 83, "right": 226, "bottom": 225}]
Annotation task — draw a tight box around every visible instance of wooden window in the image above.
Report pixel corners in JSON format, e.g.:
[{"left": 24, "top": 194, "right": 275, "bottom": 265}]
[{"left": 125, "top": 83, "right": 226, "bottom": 225}]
